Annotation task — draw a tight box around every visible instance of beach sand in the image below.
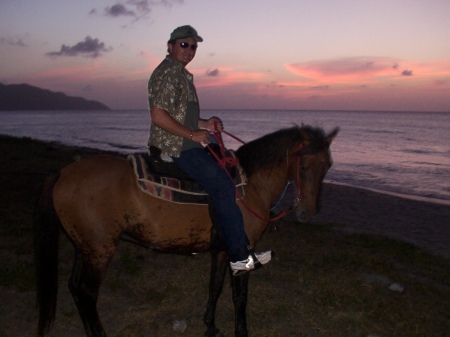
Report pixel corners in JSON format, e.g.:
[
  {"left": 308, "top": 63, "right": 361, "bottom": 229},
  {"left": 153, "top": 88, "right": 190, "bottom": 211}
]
[{"left": 307, "top": 182, "right": 450, "bottom": 260}]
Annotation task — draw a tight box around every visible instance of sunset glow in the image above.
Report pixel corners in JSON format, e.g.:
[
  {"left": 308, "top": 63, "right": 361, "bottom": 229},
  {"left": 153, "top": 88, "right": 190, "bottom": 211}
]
[{"left": 1, "top": 0, "right": 449, "bottom": 111}]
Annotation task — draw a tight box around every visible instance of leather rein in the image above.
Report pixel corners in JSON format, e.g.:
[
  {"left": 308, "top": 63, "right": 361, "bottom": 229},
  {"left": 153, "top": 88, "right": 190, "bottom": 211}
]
[{"left": 207, "top": 130, "right": 303, "bottom": 222}]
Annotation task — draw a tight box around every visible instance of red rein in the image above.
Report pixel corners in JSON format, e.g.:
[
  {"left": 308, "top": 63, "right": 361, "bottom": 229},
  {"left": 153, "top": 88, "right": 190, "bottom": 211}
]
[{"left": 206, "top": 130, "right": 302, "bottom": 222}]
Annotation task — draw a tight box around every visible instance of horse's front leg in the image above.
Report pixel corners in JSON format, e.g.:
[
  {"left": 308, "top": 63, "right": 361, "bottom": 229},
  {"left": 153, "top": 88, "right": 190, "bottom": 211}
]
[
  {"left": 230, "top": 271, "right": 250, "bottom": 337},
  {"left": 204, "top": 249, "right": 229, "bottom": 337}
]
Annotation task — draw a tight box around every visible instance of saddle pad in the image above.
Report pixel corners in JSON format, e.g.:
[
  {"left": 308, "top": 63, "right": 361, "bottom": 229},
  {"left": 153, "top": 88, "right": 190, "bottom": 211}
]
[{"left": 128, "top": 153, "right": 247, "bottom": 205}]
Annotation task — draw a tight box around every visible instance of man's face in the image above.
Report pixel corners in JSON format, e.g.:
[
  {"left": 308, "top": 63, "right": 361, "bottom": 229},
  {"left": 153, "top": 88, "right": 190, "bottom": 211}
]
[{"left": 168, "top": 37, "right": 198, "bottom": 67}]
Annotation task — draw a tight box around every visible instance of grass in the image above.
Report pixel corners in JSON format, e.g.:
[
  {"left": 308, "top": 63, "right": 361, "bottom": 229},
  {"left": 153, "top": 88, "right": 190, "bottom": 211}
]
[
  {"left": 247, "top": 221, "right": 450, "bottom": 337},
  {"left": 0, "top": 135, "right": 449, "bottom": 337}
]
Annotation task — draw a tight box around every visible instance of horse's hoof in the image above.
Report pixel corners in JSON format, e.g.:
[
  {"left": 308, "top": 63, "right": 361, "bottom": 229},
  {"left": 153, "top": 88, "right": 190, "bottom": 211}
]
[{"left": 204, "top": 327, "right": 224, "bottom": 337}]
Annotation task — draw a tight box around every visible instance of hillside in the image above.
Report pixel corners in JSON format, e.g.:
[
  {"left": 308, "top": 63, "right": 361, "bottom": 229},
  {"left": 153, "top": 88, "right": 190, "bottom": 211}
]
[{"left": 0, "top": 83, "right": 110, "bottom": 110}]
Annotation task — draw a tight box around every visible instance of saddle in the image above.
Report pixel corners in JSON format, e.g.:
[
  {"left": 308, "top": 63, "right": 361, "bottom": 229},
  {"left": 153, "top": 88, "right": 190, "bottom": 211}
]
[{"left": 128, "top": 146, "right": 247, "bottom": 205}]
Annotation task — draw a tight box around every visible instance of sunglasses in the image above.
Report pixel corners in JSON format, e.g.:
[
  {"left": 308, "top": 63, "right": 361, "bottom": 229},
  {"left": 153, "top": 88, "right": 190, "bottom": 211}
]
[{"left": 179, "top": 42, "right": 198, "bottom": 51}]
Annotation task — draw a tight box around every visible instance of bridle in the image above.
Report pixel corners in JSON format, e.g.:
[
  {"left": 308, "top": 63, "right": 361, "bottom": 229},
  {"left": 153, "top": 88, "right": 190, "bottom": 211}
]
[
  {"left": 207, "top": 130, "right": 303, "bottom": 222},
  {"left": 267, "top": 143, "right": 303, "bottom": 221}
]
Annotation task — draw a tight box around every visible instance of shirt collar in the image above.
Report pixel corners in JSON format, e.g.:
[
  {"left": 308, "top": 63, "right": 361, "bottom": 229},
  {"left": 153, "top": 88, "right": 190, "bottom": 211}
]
[{"left": 165, "top": 56, "right": 193, "bottom": 79}]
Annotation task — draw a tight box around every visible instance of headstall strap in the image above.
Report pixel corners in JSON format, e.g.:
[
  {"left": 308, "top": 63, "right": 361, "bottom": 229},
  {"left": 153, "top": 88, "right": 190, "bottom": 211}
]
[{"left": 294, "top": 143, "right": 303, "bottom": 204}]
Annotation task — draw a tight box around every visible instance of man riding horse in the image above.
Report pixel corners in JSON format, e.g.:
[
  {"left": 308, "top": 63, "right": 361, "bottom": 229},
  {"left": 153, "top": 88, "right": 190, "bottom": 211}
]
[{"left": 147, "top": 25, "right": 272, "bottom": 274}]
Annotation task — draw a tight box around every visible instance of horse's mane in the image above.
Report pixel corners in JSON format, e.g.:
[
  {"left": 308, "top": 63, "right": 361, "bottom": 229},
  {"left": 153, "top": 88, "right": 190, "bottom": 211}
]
[{"left": 235, "top": 125, "right": 329, "bottom": 177}]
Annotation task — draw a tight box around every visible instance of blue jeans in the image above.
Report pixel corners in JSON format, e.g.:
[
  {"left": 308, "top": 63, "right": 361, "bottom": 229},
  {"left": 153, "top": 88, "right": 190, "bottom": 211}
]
[{"left": 173, "top": 147, "right": 248, "bottom": 262}]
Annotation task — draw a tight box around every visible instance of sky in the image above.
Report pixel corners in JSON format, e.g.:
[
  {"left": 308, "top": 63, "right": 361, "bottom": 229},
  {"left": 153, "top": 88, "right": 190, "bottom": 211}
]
[{"left": 1, "top": 0, "right": 450, "bottom": 112}]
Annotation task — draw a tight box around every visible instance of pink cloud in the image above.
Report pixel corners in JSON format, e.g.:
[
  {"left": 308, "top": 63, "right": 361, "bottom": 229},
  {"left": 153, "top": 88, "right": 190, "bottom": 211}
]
[
  {"left": 285, "top": 57, "right": 400, "bottom": 83},
  {"left": 402, "top": 59, "right": 450, "bottom": 79},
  {"left": 285, "top": 57, "right": 450, "bottom": 86},
  {"left": 194, "top": 57, "right": 450, "bottom": 111}
]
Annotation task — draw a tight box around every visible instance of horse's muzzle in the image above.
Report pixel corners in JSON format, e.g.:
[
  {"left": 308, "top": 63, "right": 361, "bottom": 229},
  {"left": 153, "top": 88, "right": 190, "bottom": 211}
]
[{"left": 295, "top": 206, "right": 316, "bottom": 223}]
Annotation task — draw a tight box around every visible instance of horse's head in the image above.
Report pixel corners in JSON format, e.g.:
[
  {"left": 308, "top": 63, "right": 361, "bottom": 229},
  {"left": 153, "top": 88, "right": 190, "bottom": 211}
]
[
  {"left": 236, "top": 125, "right": 338, "bottom": 223},
  {"left": 290, "top": 126, "right": 339, "bottom": 222}
]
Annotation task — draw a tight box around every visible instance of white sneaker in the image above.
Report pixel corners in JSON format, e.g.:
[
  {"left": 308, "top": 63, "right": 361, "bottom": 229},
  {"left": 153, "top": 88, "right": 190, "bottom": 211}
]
[{"left": 230, "top": 251, "right": 273, "bottom": 276}]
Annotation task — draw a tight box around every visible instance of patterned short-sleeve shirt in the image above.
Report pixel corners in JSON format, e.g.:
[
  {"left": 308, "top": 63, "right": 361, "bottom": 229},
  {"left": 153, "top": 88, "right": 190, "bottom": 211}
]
[{"left": 147, "top": 56, "right": 199, "bottom": 158}]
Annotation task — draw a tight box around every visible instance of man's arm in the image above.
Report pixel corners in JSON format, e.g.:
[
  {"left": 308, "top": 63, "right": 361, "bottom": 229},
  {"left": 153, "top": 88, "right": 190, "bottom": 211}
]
[{"left": 151, "top": 107, "right": 210, "bottom": 144}]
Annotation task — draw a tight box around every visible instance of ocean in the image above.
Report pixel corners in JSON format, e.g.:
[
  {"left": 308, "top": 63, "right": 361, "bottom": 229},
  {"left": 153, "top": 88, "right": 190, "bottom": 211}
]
[{"left": 1, "top": 109, "right": 449, "bottom": 204}]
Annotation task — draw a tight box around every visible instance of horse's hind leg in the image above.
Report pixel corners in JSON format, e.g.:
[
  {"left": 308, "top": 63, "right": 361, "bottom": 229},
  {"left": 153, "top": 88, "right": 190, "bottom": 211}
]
[
  {"left": 69, "top": 249, "right": 111, "bottom": 337},
  {"left": 204, "top": 250, "right": 229, "bottom": 337}
]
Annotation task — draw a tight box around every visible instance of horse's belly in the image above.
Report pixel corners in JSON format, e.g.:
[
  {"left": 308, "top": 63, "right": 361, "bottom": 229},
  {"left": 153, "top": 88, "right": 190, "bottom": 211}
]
[{"left": 129, "top": 198, "right": 213, "bottom": 253}]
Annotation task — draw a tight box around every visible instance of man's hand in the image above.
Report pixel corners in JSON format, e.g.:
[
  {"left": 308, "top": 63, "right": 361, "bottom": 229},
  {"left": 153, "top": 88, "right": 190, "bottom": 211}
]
[
  {"left": 191, "top": 129, "right": 210, "bottom": 145},
  {"left": 202, "top": 117, "right": 223, "bottom": 132}
]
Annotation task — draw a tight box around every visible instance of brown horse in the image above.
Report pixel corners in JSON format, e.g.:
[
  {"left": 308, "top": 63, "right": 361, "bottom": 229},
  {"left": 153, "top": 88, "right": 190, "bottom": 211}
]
[{"left": 34, "top": 125, "right": 338, "bottom": 337}]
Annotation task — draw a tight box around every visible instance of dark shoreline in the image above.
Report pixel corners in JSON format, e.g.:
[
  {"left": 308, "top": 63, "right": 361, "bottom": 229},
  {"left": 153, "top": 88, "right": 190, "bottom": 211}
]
[
  {"left": 326, "top": 180, "right": 450, "bottom": 206},
  {"left": 310, "top": 182, "right": 450, "bottom": 260}
]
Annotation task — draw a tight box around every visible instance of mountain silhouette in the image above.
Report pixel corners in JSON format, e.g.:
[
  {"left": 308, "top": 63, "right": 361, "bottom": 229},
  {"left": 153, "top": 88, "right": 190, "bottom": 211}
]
[{"left": 0, "top": 83, "right": 110, "bottom": 110}]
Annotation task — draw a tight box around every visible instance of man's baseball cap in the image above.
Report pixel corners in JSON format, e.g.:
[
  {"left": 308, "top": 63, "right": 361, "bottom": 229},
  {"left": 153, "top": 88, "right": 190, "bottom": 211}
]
[{"left": 169, "top": 25, "right": 203, "bottom": 42}]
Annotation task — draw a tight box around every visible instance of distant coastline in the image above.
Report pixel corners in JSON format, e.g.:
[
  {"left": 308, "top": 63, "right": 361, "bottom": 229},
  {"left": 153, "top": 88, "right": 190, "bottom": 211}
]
[{"left": 0, "top": 82, "right": 110, "bottom": 111}]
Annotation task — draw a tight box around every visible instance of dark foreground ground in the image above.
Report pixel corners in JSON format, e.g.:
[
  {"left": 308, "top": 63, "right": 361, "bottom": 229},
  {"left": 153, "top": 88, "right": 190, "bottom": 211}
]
[{"left": 0, "top": 135, "right": 449, "bottom": 337}]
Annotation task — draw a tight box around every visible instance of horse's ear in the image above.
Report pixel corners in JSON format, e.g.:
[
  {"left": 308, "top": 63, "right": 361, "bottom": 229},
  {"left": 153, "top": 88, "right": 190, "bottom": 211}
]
[{"left": 326, "top": 127, "right": 339, "bottom": 145}]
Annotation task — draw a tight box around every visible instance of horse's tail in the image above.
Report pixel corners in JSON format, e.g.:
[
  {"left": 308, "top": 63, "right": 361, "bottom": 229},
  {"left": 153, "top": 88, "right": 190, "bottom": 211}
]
[{"left": 33, "top": 173, "right": 61, "bottom": 336}]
